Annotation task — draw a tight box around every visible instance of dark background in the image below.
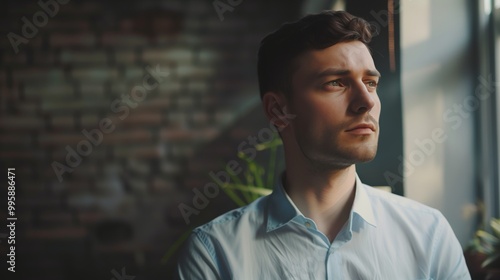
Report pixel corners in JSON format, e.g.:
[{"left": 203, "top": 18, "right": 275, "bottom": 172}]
[{"left": 0, "top": 0, "right": 402, "bottom": 279}]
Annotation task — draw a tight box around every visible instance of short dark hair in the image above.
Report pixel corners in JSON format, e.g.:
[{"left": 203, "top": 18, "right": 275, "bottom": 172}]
[{"left": 257, "top": 10, "right": 374, "bottom": 99}]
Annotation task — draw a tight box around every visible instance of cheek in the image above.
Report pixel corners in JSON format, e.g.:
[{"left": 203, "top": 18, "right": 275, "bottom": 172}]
[{"left": 371, "top": 96, "right": 382, "bottom": 119}]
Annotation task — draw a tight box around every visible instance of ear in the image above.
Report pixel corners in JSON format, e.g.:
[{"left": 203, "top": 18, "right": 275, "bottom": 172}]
[{"left": 262, "top": 91, "right": 290, "bottom": 130}]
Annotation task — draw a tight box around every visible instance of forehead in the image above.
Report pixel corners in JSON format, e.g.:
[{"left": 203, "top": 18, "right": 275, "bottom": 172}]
[{"left": 293, "top": 41, "right": 376, "bottom": 78}]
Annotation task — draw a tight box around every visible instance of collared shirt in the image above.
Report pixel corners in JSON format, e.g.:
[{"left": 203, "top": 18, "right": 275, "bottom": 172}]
[{"left": 176, "top": 175, "right": 471, "bottom": 280}]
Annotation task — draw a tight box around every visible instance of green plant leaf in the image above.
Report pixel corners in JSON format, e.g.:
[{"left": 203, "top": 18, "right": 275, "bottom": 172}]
[
  {"left": 266, "top": 143, "right": 278, "bottom": 188},
  {"left": 491, "top": 218, "right": 500, "bottom": 237},
  {"left": 225, "top": 166, "right": 253, "bottom": 204},
  {"left": 477, "top": 230, "right": 500, "bottom": 244},
  {"left": 482, "top": 251, "right": 500, "bottom": 268},
  {"left": 475, "top": 230, "right": 499, "bottom": 254},
  {"left": 161, "top": 228, "right": 192, "bottom": 264},
  {"left": 224, "top": 183, "right": 273, "bottom": 197}
]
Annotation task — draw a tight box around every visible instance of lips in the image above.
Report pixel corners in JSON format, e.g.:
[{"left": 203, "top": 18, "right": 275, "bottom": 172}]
[
  {"left": 346, "top": 123, "right": 376, "bottom": 132},
  {"left": 345, "top": 123, "right": 376, "bottom": 135}
]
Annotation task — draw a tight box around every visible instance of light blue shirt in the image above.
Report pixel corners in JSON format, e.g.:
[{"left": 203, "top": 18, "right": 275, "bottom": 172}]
[{"left": 177, "top": 175, "right": 471, "bottom": 279}]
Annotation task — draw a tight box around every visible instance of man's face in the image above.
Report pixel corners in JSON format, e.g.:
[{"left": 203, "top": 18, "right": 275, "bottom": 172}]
[{"left": 285, "top": 40, "right": 381, "bottom": 169}]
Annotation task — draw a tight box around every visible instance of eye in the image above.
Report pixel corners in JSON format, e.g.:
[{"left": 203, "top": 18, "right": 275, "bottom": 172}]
[
  {"left": 366, "top": 80, "right": 378, "bottom": 89},
  {"left": 325, "top": 79, "right": 344, "bottom": 87}
]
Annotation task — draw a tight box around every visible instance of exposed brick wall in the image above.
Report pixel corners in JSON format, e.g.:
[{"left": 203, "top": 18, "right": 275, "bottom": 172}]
[{"left": 0, "top": 0, "right": 302, "bottom": 278}]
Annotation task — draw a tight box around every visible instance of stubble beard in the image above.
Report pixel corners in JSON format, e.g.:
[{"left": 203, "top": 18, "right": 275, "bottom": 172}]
[{"left": 297, "top": 131, "right": 379, "bottom": 172}]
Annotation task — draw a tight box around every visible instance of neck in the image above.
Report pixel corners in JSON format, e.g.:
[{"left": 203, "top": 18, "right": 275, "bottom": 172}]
[{"left": 283, "top": 164, "right": 357, "bottom": 242}]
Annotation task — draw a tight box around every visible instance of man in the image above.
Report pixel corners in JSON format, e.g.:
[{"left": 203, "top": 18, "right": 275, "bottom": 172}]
[{"left": 177, "top": 10, "right": 470, "bottom": 279}]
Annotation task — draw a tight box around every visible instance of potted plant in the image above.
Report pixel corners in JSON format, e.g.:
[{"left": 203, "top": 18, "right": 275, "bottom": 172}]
[
  {"left": 465, "top": 217, "right": 500, "bottom": 279},
  {"left": 162, "top": 136, "right": 284, "bottom": 265}
]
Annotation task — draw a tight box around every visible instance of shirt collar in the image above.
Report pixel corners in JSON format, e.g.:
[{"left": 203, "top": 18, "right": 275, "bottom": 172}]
[
  {"left": 266, "top": 178, "right": 298, "bottom": 232},
  {"left": 351, "top": 174, "right": 377, "bottom": 227},
  {"left": 266, "top": 173, "right": 377, "bottom": 232}
]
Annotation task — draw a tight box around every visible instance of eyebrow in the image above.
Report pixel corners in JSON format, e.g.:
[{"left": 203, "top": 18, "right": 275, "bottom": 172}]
[{"left": 316, "top": 68, "right": 382, "bottom": 79}]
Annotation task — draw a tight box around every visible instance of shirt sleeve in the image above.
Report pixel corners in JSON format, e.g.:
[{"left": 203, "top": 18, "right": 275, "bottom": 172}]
[
  {"left": 175, "top": 231, "right": 221, "bottom": 280},
  {"left": 431, "top": 212, "right": 471, "bottom": 280}
]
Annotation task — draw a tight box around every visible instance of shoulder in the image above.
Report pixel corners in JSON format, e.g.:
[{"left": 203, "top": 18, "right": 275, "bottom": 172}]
[
  {"left": 193, "top": 195, "right": 269, "bottom": 238},
  {"left": 362, "top": 184, "right": 446, "bottom": 225},
  {"left": 364, "top": 184, "right": 439, "bottom": 213},
  {"left": 360, "top": 185, "right": 469, "bottom": 279}
]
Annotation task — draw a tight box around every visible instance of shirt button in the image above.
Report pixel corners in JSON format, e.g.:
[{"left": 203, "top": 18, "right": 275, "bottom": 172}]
[{"left": 305, "top": 221, "right": 311, "bottom": 228}]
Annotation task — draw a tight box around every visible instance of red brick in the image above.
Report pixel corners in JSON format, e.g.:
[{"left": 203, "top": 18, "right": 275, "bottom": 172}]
[
  {"left": 0, "top": 150, "right": 45, "bottom": 160},
  {"left": 101, "top": 33, "right": 149, "bottom": 48},
  {"left": 0, "top": 116, "right": 44, "bottom": 130},
  {"left": 51, "top": 115, "right": 75, "bottom": 128},
  {"left": 174, "top": 34, "right": 200, "bottom": 46},
  {"left": 77, "top": 210, "right": 104, "bottom": 225},
  {"left": 0, "top": 133, "right": 32, "bottom": 146},
  {"left": 114, "top": 145, "right": 165, "bottom": 159},
  {"left": 60, "top": 50, "right": 108, "bottom": 65},
  {"left": 127, "top": 178, "right": 149, "bottom": 194},
  {"left": 140, "top": 96, "right": 171, "bottom": 110},
  {"left": 0, "top": 35, "right": 45, "bottom": 51},
  {"left": 102, "top": 129, "right": 153, "bottom": 144},
  {"left": 167, "top": 111, "right": 189, "bottom": 126},
  {"left": 15, "top": 101, "right": 41, "bottom": 115},
  {"left": 109, "top": 82, "right": 128, "bottom": 96},
  {"left": 176, "top": 65, "right": 215, "bottom": 79},
  {"left": 61, "top": 2, "right": 102, "bottom": 15},
  {"left": 33, "top": 51, "right": 58, "bottom": 65},
  {"left": 41, "top": 99, "right": 109, "bottom": 111},
  {"left": 230, "top": 127, "right": 255, "bottom": 139},
  {"left": 50, "top": 33, "right": 96, "bottom": 48},
  {"left": 187, "top": 158, "right": 225, "bottom": 174},
  {"left": 121, "top": 111, "right": 163, "bottom": 126},
  {"left": 214, "top": 79, "right": 251, "bottom": 91},
  {"left": 125, "top": 158, "right": 151, "bottom": 175},
  {"left": 150, "top": 176, "right": 175, "bottom": 194},
  {"left": 196, "top": 127, "right": 218, "bottom": 140},
  {"left": 206, "top": 18, "right": 249, "bottom": 31},
  {"left": 25, "top": 227, "right": 88, "bottom": 240},
  {"left": 80, "top": 114, "right": 100, "bottom": 126},
  {"left": 187, "top": 0, "right": 213, "bottom": 15},
  {"left": 176, "top": 96, "right": 193, "bottom": 108},
  {"left": 201, "top": 34, "right": 238, "bottom": 47},
  {"left": 198, "top": 95, "right": 214, "bottom": 106},
  {"left": 80, "top": 83, "right": 105, "bottom": 96},
  {"left": 198, "top": 49, "right": 220, "bottom": 64},
  {"left": 142, "top": 48, "right": 193, "bottom": 64},
  {"left": 215, "top": 110, "right": 235, "bottom": 123},
  {"left": 39, "top": 132, "right": 86, "bottom": 147},
  {"left": 71, "top": 67, "right": 119, "bottom": 81},
  {"left": 50, "top": 145, "right": 107, "bottom": 161},
  {"left": 183, "top": 177, "right": 210, "bottom": 190},
  {"left": 114, "top": 50, "right": 137, "bottom": 64},
  {"left": 160, "top": 127, "right": 194, "bottom": 141},
  {"left": 191, "top": 111, "right": 209, "bottom": 124},
  {"left": 158, "top": 80, "right": 182, "bottom": 93},
  {"left": 24, "top": 83, "right": 74, "bottom": 98},
  {"left": 184, "top": 17, "right": 203, "bottom": 31},
  {"left": 44, "top": 19, "right": 91, "bottom": 32},
  {"left": 12, "top": 68, "right": 65, "bottom": 83},
  {"left": 3, "top": 52, "right": 28, "bottom": 65},
  {"left": 160, "top": 161, "right": 181, "bottom": 175},
  {"left": 39, "top": 210, "right": 74, "bottom": 225},
  {"left": 0, "top": 69, "right": 8, "bottom": 84},
  {"left": 123, "top": 67, "right": 145, "bottom": 80},
  {"left": 1, "top": 84, "right": 21, "bottom": 102},
  {"left": 71, "top": 164, "right": 99, "bottom": 178},
  {"left": 171, "top": 144, "right": 194, "bottom": 158},
  {"left": 52, "top": 180, "right": 91, "bottom": 194}
]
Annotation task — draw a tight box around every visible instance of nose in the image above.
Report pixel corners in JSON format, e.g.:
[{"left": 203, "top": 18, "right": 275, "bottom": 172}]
[{"left": 349, "top": 82, "right": 376, "bottom": 114}]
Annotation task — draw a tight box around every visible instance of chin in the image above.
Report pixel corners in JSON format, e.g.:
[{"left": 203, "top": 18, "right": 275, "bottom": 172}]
[
  {"left": 308, "top": 149, "right": 377, "bottom": 170},
  {"left": 334, "top": 146, "right": 378, "bottom": 165}
]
